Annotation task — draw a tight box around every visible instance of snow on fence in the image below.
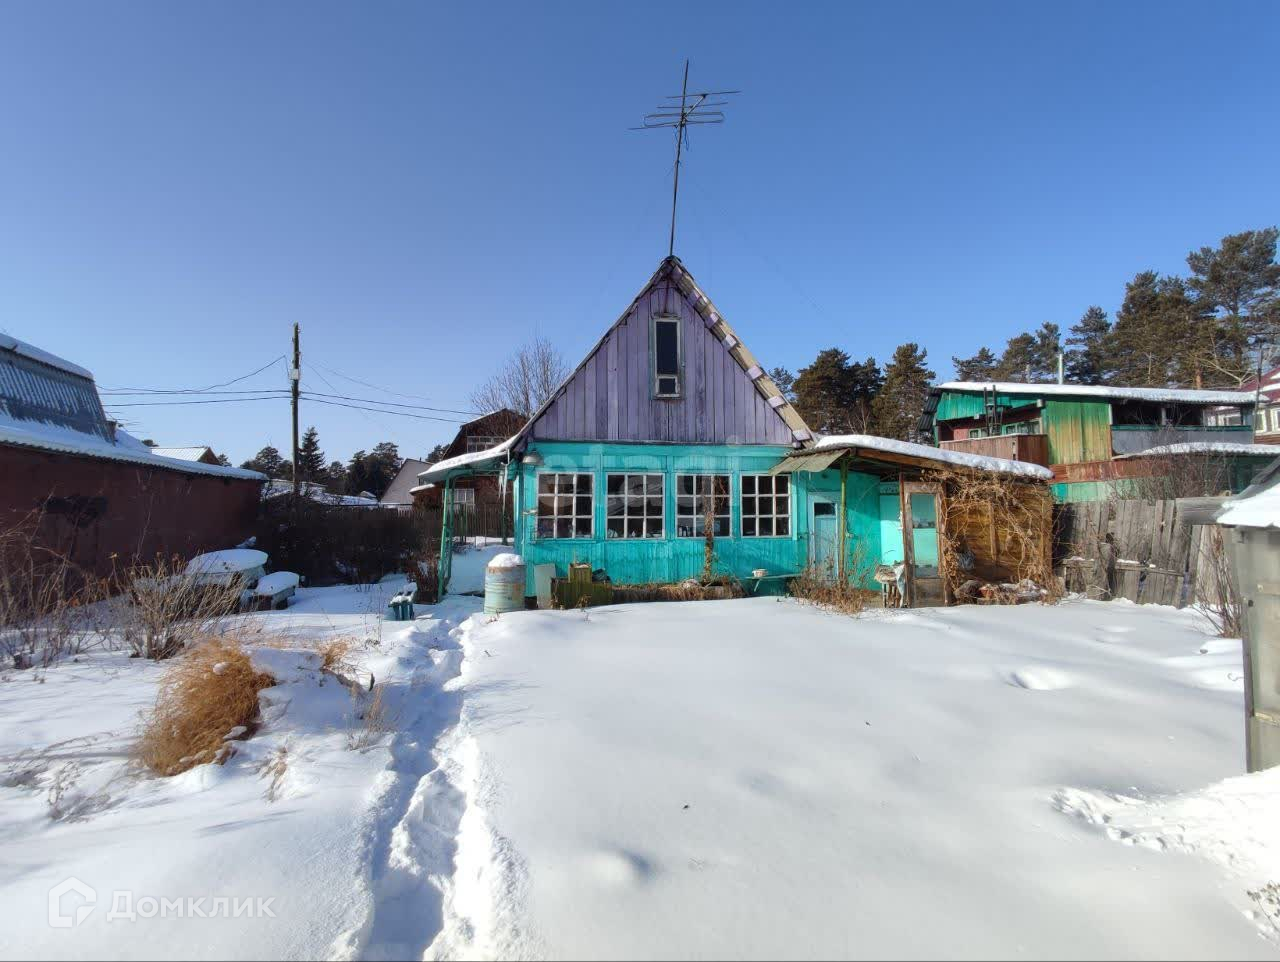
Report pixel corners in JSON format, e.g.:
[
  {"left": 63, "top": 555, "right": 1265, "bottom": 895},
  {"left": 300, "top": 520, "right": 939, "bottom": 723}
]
[{"left": 1055, "top": 497, "right": 1231, "bottom": 609}]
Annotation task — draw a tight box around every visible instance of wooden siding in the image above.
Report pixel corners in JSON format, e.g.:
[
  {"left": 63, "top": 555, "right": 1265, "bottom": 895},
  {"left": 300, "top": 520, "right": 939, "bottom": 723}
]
[
  {"left": 530, "top": 277, "right": 794, "bottom": 445},
  {"left": 934, "top": 390, "right": 1038, "bottom": 423},
  {"left": 1042, "top": 399, "right": 1112, "bottom": 464},
  {"left": 939, "top": 434, "right": 1050, "bottom": 466}
]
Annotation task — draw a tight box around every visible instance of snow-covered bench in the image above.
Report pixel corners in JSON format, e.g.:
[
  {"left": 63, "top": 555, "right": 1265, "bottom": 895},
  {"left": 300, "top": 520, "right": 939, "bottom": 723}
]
[{"left": 250, "top": 571, "right": 301, "bottom": 611}]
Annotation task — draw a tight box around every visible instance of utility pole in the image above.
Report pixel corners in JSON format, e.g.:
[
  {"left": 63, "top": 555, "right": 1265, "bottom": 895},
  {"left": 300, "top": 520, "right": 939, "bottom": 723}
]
[{"left": 291, "top": 323, "right": 301, "bottom": 497}]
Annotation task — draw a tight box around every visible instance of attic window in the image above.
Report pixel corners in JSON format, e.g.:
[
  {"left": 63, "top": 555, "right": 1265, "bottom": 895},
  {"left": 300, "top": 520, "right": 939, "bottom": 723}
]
[{"left": 652, "top": 313, "right": 681, "bottom": 398}]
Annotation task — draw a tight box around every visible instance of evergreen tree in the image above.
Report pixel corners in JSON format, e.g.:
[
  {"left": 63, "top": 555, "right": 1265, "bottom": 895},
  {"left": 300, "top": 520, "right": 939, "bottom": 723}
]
[
  {"left": 1108, "top": 270, "right": 1174, "bottom": 386},
  {"left": 363, "top": 441, "right": 403, "bottom": 498},
  {"left": 1186, "top": 227, "right": 1280, "bottom": 344},
  {"left": 1064, "top": 307, "right": 1111, "bottom": 384},
  {"left": 215, "top": 452, "right": 231, "bottom": 467},
  {"left": 345, "top": 450, "right": 369, "bottom": 495},
  {"left": 952, "top": 347, "right": 998, "bottom": 381},
  {"left": 241, "top": 444, "right": 285, "bottom": 477},
  {"left": 992, "top": 333, "right": 1037, "bottom": 381},
  {"left": 298, "top": 426, "right": 325, "bottom": 483},
  {"left": 325, "top": 460, "right": 347, "bottom": 493},
  {"left": 768, "top": 367, "right": 796, "bottom": 403},
  {"left": 846, "top": 357, "right": 885, "bottom": 433},
  {"left": 425, "top": 442, "right": 449, "bottom": 464},
  {"left": 1030, "top": 322, "right": 1062, "bottom": 381},
  {"left": 871, "top": 343, "right": 935, "bottom": 442},
  {"left": 793, "top": 348, "right": 857, "bottom": 434}
]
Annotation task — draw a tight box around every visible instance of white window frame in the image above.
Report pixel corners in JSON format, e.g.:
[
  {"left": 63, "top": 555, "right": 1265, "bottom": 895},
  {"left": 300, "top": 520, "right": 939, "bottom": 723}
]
[
  {"left": 675, "top": 473, "right": 731, "bottom": 538},
  {"left": 605, "top": 473, "right": 665, "bottom": 539},
  {"left": 535, "top": 472, "right": 594, "bottom": 540},
  {"left": 651, "top": 313, "right": 682, "bottom": 399},
  {"left": 465, "top": 434, "right": 504, "bottom": 453},
  {"left": 740, "top": 473, "right": 791, "bottom": 538},
  {"left": 452, "top": 487, "right": 476, "bottom": 506}
]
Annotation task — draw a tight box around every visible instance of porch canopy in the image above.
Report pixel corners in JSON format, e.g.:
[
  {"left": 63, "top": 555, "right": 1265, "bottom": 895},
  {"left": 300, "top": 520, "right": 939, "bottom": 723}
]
[
  {"left": 770, "top": 435, "right": 1053, "bottom": 604},
  {"left": 769, "top": 434, "right": 1055, "bottom": 481}
]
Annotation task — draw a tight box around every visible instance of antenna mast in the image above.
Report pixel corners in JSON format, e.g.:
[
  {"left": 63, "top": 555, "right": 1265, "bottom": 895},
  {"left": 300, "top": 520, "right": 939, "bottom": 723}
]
[{"left": 634, "top": 60, "right": 737, "bottom": 258}]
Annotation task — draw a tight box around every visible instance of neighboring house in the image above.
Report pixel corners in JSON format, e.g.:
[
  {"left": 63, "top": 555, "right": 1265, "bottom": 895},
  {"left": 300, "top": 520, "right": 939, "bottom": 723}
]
[
  {"left": 1211, "top": 363, "right": 1280, "bottom": 444},
  {"left": 146, "top": 445, "right": 221, "bottom": 465},
  {"left": 0, "top": 335, "right": 266, "bottom": 579},
  {"left": 420, "top": 256, "right": 1052, "bottom": 602},
  {"left": 263, "top": 479, "right": 380, "bottom": 508},
  {"left": 380, "top": 458, "right": 430, "bottom": 511},
  {"left": 410, "top": 409, "right": 525, "bottom": 511},
  {"left": 920, "top": 381, "right": 1265, "bottom": 502}
]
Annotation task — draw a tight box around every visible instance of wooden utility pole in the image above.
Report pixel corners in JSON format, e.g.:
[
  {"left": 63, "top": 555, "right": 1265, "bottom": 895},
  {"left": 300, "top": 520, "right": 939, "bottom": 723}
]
[{"left": 291, "top": 323, "right": 301, "bottom": 497}]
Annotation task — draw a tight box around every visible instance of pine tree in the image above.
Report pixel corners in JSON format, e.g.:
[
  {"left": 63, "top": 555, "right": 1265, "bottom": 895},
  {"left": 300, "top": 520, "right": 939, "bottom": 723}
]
[
  {"left": 425, "top": 442, "right": 449, "bottom": 464},
  {"left": 846, "top": 357, "right": 885, "bottom": 433},
  {"left": 767, "top": 367, "right": 796, "bottom": 403},
  {"left": 1108, "top": 271, "right": 1172, "bottom": 386},
  {"left": 241, "top": 444, "right": 285, "bottom": 477},
  {"left": 952, "top": 347, "right": 998, "bottom": 381},
  {"left": 993, "top": 333, "right": 1037, "bottom": 381},
  {"left": 1030, "top": 322, "right": 1062, "bottom": 381},
  {"left": 215, "top": 452, "right": 231, "bottom": 467},
  {"left": 325, "top": 460, "right": 347, "bottom": 493},
  {"left": 298, "top": 426, "right": 325, "bottom": 483},
  {"left": 871, "top": 343, "right": 935, "bottom": 442},
  {"left": 793, "top": 348, "right": 857, "bottom": 434},
  {"left": 1064, "top": 307, "right": 1111, "bottom": 384},
  {"left": 1186, "top": 227, "right": 1280, "bottom": 344}
]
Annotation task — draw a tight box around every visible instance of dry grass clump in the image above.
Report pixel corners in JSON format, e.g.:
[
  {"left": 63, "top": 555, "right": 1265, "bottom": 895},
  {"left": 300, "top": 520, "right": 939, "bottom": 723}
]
[
  {"left": 136, "top": 636, "right": 275, "bottom": 776},
  {"left": 610, "top": 579, "right": 744, "bottom": 605},
  {"left": 788, "top": 565, "right": 874, "bottom": 615},
  {"left": 318, "top": 636, "right": 357, "bottom": 673},
  {"left": 347, "top": 684, "right": 397, "bottom": 751}
]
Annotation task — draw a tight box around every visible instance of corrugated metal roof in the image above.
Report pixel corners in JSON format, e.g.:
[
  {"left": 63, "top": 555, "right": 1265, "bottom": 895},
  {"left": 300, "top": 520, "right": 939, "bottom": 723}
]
[
  {"left": 767, "top": 449, "right": 845, "bottom": 475},
  {"left": 0, "top": 345, "right": 109, "bottom": 439}
]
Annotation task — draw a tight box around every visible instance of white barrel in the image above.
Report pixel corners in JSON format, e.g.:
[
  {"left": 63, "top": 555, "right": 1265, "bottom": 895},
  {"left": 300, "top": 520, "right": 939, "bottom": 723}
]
[{"left": 484, "top": 554, "right": 526, "bottom": 614}]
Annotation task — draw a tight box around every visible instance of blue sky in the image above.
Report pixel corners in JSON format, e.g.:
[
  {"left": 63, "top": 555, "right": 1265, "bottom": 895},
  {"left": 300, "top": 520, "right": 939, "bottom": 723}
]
[{"left": 1, "top": 1, "right": 1276, "bottom": 465}]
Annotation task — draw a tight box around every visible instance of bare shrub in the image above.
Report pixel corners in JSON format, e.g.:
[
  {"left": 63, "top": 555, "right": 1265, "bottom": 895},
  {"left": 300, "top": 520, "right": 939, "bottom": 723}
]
[
  {"left": 347, "top": 684, "right": 397, "bottom": 751},
  {"left": 789, "top": 565, "right": 874, "bottom": 614},
  {"left": 0, "top": 517, "right": 109, "bottom": 669},
  {"left": 136, "top": 636, "right": 275, "bottom": 776},
  {"left": 318, "top": 636, "right": 356, "bottom": 674},
  {"left": 931, "top": 468, "right": 1057, "bottom": 603},
  {"left": 1195, "top": 525, "right": 1243, "bottom": 637},
  {"left": 258, "top": 744, "right": 291, "bottom": 802},
  {"left": 123, "top": 555, "right": 246, "bottom": 660}
]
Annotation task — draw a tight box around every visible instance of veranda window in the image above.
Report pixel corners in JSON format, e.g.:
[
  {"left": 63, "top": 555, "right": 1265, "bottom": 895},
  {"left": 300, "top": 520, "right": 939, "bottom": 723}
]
[
  {"left": 606, "top": 473, "right": 664, "bottom": 538},
  {"left": 676, "top": 474, "right": 730, "bottom": 537},
  {"left": 536, "top": 473, "right": 593, "bottom": 539},
  {"left": 741, "top": 474, "right": 790, "bottom": 537}
]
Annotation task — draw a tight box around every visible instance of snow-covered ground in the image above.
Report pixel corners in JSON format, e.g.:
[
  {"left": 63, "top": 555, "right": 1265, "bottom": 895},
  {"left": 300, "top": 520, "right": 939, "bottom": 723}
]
[
  {"left": 0, "top": 584, "right": 483, "bottom": 961},
  {"left": 432, "top": 598, "right": 1279, "bottom": 960},
  {"left": 2, "top": 589, "right": 1277, "bottom": 960}
]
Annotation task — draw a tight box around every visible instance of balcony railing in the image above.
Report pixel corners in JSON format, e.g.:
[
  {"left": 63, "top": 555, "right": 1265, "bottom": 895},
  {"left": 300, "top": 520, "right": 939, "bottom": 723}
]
[{"left": 938, "top": 433, "right": 1051, "bottom": 467}]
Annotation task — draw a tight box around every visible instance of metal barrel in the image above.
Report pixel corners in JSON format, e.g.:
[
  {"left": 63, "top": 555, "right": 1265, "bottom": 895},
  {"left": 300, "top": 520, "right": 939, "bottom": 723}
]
[{"left": 484, "top": 557, "right": 526, "bottom": 615}]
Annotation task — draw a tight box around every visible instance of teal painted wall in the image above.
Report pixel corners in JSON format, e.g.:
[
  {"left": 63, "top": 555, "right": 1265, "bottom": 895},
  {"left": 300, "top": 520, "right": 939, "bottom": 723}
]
[{"left": 510, "top": 441, "right": 885, "bottom": 591}]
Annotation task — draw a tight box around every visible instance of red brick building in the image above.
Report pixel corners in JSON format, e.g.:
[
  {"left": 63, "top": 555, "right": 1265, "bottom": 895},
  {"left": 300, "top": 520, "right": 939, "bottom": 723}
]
[{"left": 0, "top": 335, "right": 265, "bottom": 580}]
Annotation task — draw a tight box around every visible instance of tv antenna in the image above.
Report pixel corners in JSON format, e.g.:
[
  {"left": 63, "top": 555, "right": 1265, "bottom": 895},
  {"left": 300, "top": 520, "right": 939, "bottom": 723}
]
[{"left": 633, "top": 60, "right": 738, "bottom": 258}]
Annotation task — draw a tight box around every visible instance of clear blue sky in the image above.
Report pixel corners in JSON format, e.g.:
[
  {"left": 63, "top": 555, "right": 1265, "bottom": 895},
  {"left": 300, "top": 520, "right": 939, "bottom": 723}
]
[{"left": 2, "top": 1, "right": 1276, "bottom": 465}]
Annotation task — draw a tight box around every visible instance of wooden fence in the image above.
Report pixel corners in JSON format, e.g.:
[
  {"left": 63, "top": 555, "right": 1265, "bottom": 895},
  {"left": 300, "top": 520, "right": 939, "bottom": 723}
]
[{"left": 1055, "top": 497, "right": 1228, "bottom": 607}]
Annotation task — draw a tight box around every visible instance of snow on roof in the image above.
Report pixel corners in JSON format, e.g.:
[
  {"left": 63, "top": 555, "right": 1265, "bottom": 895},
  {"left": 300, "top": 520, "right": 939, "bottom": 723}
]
[
  {"left": 0, "top": 334, "right": 94, "bottom": 381},
  {"left": 147, "top": 446, "right": 213, "bottom": 461},
  {"left": 262, "top": 479, "right": 381, "bottom": 507},
  {"left": 1115, "top": 442, "right": 1280, "bottom": 460},
  {"left": 938, "top": 381, "right": 1255, "bottom": 405},
  {"left": 814, "top": 433, "right": 1055, "bottom": 480},
  {"left": 417, "top": 436, "right": 515, "bottom": 483},
  {"left": 0, "top": 417, "right": 266, "bottom": 481}
]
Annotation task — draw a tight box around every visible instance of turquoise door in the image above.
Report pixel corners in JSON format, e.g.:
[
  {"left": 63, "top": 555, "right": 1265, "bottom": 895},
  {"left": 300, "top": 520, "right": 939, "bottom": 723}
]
[
  {"left": 810, "top": 497, "right": 839, "bottom": 576},
  {"left": 878, "top": 494, "right": 904, "bottom": 565},
  {"left": 909, "top": 491, "right": 939, "bottom": 575}
]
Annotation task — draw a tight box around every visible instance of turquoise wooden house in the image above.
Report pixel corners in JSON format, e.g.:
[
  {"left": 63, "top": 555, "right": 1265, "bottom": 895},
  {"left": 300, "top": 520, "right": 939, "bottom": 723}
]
[{"left": 420, "top": 257, "right": 1053, "bottom": 602}]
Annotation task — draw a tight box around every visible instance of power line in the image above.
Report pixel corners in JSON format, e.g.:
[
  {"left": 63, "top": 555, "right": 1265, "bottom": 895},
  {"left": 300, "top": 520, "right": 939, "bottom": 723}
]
[
  {"left": 310, "top": 360, "right": 448, "bottom": 405},
  {"left": 103, "top": 395, "right": 287, "bottom": 408},
  {"left": 300, "top": 390, "right": 482, "bottom": 417},
  {"left": 303, "top": 397, "right": 472, "bottom": 423},
  {"left": 100, "top": 388, "right": 291, "bottom": 397},
  {"left": 98, "top": 355, "right": 288, "bottom": 394}
]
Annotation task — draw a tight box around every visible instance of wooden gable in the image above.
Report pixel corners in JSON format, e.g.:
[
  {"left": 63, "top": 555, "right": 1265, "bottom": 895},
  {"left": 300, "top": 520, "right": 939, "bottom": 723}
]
[{"left": 527, "top": 257, "right": 810, "bottom": 446}]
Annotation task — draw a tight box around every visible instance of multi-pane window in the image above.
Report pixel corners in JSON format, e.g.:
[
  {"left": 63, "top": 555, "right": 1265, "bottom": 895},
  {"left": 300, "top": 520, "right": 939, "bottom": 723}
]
[
  {"left": 452, "top": 487, "right": 476, "bottom": 506},
  {"left": 465, "top": 435, "right": 504, "bottom": 453},
  {"left": 653, "top": 314, "right": 681, "bottom": 397},
  {"left": 675, "top": 474, "right": 730, "bottom": 537},
  {"left": 536, "top": 473, "right": 593, "bottom": 539},
  {"left": 606, "top": 473, "right": 664, "bottom": 539},
  {"left": 741, "top": 474, "right": 790, "bottom": 537}
]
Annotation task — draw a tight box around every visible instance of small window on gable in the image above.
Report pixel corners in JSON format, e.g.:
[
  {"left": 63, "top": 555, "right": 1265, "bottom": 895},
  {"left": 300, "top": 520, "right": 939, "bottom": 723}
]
[{"left": 653, "top": 313, "right": 681, "bottom": 398}]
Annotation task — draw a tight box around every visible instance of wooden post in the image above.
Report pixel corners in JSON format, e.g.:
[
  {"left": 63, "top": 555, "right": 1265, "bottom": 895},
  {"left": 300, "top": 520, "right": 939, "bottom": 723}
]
[
  {"left": 838, "top": 458, "right": 849, "bottom": 582},
  {"left": 899, "top": 472, "right": 914, "bottom": 607},
  {"left": 438, "top": 477, "right": 453, "bottom": 597}
]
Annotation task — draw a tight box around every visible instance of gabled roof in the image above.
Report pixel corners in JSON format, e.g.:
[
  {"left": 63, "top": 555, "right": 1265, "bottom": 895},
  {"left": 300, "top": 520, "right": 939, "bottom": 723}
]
[
  {"left": 148, "top": 445, "right": 216, "bottom": 462},
  {"left": 512, "top": 256, "right": 811, "bottom": 448}
]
